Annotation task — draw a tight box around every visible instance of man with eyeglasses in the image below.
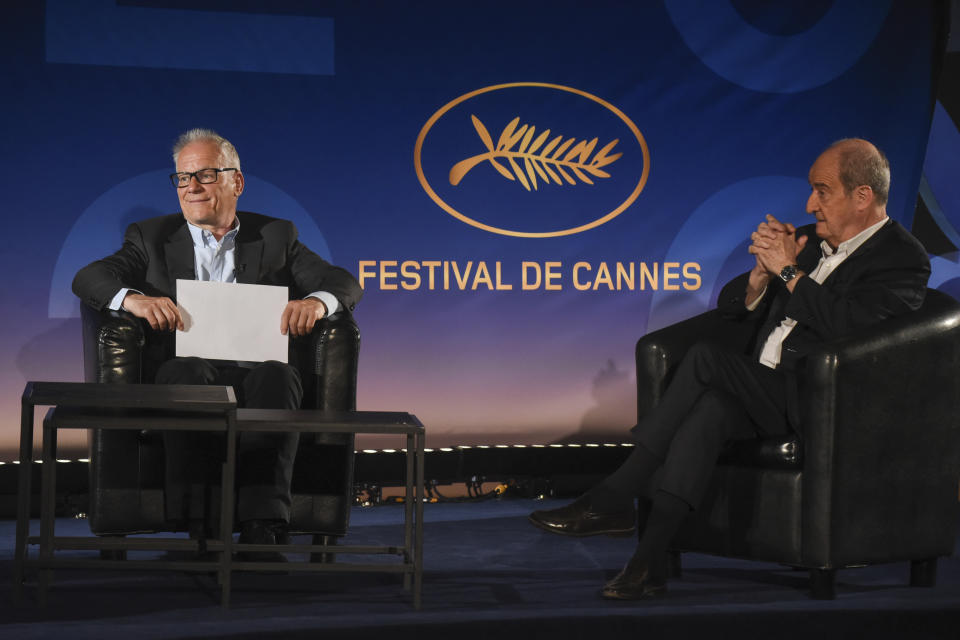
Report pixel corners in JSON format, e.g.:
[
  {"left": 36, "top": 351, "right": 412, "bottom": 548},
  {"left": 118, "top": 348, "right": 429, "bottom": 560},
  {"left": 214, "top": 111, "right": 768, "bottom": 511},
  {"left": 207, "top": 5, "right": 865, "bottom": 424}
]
[{"left": 73, "top": 128, "right": 362, "bottom": 560}]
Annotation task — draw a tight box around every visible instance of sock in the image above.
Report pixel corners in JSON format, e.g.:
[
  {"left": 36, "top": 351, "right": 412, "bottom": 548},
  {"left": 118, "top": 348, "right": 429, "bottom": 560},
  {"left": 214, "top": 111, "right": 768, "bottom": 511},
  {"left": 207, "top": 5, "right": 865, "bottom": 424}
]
[{"left": 630, "top": 491, "right": 690, "bottom": 569}]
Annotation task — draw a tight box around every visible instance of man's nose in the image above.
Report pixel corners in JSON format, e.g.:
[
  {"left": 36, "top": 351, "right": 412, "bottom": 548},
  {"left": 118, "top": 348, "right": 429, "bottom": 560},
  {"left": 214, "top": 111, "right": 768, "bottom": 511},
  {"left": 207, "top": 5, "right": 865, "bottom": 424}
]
[
  {"left": 186, "top": 175, "right": 204, "bottom": 190},
  {"left": 806, "top": 193, "right": 816, "bottom": 214}
]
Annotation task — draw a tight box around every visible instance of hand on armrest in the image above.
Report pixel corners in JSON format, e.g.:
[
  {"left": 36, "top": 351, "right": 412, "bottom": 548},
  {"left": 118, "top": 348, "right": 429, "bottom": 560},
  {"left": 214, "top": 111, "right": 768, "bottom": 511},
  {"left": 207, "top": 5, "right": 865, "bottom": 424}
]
[{"left": 121, "top": 293, "right": 183, "bottom": 332}]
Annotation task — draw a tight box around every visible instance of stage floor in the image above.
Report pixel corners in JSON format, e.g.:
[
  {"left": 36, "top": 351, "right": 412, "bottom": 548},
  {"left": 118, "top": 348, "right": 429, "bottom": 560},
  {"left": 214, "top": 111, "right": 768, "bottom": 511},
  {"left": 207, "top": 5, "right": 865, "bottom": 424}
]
[{"left": 3, "top": 499, "right": 959, "bottom": 639}]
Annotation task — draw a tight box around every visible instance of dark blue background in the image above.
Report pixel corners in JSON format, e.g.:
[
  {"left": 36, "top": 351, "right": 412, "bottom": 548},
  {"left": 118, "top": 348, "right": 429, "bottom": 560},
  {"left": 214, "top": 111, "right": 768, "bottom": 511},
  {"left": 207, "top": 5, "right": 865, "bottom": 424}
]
[{"left": 0, "top": 1, "right": 951, "bottom": 456}]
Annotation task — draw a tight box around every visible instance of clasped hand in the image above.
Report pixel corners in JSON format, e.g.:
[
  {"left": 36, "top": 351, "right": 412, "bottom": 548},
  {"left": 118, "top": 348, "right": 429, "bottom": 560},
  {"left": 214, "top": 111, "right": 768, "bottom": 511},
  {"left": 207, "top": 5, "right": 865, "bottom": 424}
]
[
  {"left": 122, "top": 293, "right": 327, "bottom": 337},
  {"left": 748, "top": 214, "right": 807, "bottom": 276},
  {"left": 745, "top": 214, "right": 807, "bottom": 300}
]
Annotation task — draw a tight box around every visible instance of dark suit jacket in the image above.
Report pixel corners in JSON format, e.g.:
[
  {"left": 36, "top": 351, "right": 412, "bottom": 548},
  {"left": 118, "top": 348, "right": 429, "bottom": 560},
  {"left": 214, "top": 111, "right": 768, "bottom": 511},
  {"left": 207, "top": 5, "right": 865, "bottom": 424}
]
[
  {"left": 72, "top": 211, "right": 363, "bottom": 372},
  {"left": 718, "top": 219, "right": 930, "bottom": 371},
  {"left": 712, "top": 219, "right": 929, "bottom": 431},
  {"left": 73, "top": 211, "right": 363, "bottom": 312}
]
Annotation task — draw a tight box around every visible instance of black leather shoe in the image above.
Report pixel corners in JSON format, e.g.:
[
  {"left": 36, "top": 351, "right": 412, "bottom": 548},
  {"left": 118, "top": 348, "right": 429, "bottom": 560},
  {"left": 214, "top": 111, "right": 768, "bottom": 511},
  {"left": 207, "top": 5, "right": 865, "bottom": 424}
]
[
  {"left": 600, "top": 555, "right": 667, "bottom": 600},
  {"left": 528, "top": 494, "right": 635, "bottom": 537},
  {"left": 237, "top": 519, "right": 288, "bottom": 564}
]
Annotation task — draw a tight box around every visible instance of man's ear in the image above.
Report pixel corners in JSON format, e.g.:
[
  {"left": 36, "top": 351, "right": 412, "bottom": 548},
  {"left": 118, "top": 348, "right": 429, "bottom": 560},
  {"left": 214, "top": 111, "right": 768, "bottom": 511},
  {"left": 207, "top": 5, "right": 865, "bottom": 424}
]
[
  {"left": 234, "top": 171, "right": 245, "bottom": 196},
  {"left": 855, "top": 184, "right": 874, "bottom": 209}
]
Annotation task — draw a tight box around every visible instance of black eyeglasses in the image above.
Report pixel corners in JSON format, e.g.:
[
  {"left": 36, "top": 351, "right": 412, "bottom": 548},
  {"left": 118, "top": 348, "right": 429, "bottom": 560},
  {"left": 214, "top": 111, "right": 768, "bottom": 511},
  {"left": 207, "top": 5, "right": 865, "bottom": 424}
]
[{"left": 169, "top": 167, "right": 237, "bottom": 188}]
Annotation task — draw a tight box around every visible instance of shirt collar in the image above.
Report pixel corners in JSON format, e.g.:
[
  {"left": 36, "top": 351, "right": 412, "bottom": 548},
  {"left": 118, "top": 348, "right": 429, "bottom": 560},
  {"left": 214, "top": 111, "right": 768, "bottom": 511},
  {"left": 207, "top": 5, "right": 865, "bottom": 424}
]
[
  {"left": 820, "top": 216, "right": 888, "bottom": 257},
  {"left": 186, "top": 217, "right": 240, "bottom": 248}
]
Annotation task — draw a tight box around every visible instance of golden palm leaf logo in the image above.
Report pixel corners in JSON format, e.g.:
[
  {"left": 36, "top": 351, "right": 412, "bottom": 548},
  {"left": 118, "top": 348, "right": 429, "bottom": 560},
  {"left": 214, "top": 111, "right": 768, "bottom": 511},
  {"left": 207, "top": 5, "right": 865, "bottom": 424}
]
[{"left": 449, "top": 115, "right": 622, "bottom": 191}]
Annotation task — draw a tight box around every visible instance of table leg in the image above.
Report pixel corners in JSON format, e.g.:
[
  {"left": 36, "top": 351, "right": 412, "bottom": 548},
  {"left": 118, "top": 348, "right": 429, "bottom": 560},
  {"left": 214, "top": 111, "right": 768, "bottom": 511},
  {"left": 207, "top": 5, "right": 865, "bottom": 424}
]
[
  {"left": 219, "top": 410, "right": 237, "bottom": 609},
  {"left": 38, "top": 411, "right": 58, "bottom": 604},
  {"left": 14, "top": 400, "right": 35, "bottom": 602},
  {"left": 403, "top": 433, "right": 414, "bottom": 592},
  {"left": 414, "top": 431, "right": 424, "bottom": 610}
]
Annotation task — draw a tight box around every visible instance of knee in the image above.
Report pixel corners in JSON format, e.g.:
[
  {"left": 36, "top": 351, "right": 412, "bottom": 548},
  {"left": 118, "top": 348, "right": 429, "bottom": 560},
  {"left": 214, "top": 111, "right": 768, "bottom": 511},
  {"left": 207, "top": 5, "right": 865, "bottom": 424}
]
[
  {"left": 684, "top": 389, "right": 747, "bottom": 445},
  {"left": 684, "top": 341, "right": 722, "bottom": 366},
  {"left": 680, "top": 341, "right": 729, "bottom": 383},
  {"left": 155, "top": 357, "right": 216, "bottom": 385},
  {"left": 696, "top": 389, "right": 754, "bottom": 444},
  {"left": 243, "top": 361, "right": 303, "bottom": 409},
  {"left": 248, "top": 361, "right": 299, "bottom": 385},
  {"left": 695, "top": 388, "right": 729, "bottom": 413}
]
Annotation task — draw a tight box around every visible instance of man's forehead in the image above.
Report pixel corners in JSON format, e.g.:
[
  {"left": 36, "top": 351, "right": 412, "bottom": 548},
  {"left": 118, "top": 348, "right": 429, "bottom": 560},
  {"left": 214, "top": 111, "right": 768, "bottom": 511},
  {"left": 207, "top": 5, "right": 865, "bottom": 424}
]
[
  {"left": 176, "top": 141, "right": 222, "bottom": 167},
  {"left": 808, "top": 151, "right": 839, "bottom": 184}
]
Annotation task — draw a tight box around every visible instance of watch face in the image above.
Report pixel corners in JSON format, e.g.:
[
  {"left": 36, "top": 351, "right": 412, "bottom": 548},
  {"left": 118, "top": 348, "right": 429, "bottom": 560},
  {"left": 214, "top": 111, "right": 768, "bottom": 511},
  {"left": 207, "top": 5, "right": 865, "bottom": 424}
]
[{"left": 780, "top": 265, "right": 798, "bottom": 282}]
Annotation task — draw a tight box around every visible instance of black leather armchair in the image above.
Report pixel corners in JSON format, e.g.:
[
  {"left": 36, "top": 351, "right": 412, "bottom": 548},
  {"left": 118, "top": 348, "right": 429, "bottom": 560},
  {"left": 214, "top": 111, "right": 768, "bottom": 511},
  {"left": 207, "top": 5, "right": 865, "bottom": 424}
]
[
  {"left": 80, "top": 303, "right": 360, "bottom": 544},
  {"left": 635, "top": 280, "right": 960, "bottom": 598}
]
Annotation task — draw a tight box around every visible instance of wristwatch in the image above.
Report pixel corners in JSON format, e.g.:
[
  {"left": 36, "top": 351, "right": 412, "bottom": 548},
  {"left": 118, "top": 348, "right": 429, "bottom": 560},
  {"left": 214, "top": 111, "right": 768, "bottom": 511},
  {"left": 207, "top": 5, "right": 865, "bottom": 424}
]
[{"left": 779, "top": 264, "right": 800, "bottom": 283}]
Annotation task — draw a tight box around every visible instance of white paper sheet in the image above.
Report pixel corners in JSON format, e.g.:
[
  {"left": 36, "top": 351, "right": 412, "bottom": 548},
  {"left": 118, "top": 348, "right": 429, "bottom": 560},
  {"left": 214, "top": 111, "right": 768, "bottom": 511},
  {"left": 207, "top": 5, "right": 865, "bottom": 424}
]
[{"left": 176, "top": 280, "right": 289, "bottom": 363}]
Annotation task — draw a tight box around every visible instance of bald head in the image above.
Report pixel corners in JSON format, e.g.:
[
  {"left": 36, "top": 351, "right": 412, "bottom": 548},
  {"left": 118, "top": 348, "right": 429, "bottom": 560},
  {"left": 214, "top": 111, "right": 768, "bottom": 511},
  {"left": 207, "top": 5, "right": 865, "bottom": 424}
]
[
  {"left": 826, "top": 138, "right": 890, "bottom": 207},
  {"left": 806, "top": 138, "right": 889, "bottom": 248}
]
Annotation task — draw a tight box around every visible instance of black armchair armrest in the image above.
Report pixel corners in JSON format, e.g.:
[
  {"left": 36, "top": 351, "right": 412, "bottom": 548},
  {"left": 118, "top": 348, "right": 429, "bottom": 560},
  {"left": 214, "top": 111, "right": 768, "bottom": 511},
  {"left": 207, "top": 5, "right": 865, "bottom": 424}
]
[
  {"left": 291, "top": 311, "right": 361, "bottom": 413},
  {"left": 81, "top": 303, "right": 361, "bottom": 412},
  {"left": 80, "top": 304, "right": 144, "bottom": 384},
  {"left": 799, "top": 289, "right": 960, "bottom": 564}
]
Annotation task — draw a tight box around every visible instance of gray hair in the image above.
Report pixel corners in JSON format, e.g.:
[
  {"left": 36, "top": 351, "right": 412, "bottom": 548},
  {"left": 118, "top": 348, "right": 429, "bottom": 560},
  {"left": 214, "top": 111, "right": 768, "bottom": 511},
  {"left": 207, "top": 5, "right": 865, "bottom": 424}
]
[
  {"left": 172, "top": 128, "right": 241, "bottom": 170},
  {"left": 828, "top": 138, "right": 890, "bottom": 206}
]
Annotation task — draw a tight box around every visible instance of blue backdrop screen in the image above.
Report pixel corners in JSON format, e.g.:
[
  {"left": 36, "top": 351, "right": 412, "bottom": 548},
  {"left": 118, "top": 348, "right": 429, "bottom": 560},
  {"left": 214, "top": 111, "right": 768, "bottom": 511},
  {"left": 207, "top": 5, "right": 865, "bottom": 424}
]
[{"left": 0, "top": 1, "right": 950, "bottom": 457}]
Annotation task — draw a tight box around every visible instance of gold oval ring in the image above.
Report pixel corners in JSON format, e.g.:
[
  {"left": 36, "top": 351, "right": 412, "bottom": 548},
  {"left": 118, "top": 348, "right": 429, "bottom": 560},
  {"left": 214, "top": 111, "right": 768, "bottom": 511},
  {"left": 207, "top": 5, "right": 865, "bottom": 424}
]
[{"left": 414, "top": 82, "right": 650, "bottom": 238}]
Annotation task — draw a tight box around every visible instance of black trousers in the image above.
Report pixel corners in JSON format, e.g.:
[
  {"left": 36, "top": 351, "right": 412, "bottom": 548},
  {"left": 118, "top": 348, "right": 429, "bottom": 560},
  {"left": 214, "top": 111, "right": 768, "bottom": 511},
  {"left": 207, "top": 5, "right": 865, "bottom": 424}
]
[
  {"left": 156, "top": 357, "right": 303, "bottom": 524},
  {"left": 630, "top": 341, "right": 792, "bottom": 508}
]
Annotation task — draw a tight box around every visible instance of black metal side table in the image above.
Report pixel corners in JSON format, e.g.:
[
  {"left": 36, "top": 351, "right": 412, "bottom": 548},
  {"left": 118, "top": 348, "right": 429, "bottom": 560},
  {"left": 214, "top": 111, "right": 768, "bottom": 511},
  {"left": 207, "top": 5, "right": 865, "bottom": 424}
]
[
  {"left": 233, "top": 409, "right": 426, "bottom": 609},
  {"left": 14, "top": 383, "right": 426, "bottom": 609},
  {"left": 15, "top": 382, "right": 238, "bottom": 605}
]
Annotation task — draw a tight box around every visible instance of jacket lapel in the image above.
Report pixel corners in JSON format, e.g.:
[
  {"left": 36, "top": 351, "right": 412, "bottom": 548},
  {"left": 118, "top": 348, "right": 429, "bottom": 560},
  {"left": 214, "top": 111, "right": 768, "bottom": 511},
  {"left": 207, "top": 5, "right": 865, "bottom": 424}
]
[
  {"left": 163, "top": 223, "right": 196, "bottom": 295},
  {"left": 234, "top": 215, "right": 263, "bottom": 285}
]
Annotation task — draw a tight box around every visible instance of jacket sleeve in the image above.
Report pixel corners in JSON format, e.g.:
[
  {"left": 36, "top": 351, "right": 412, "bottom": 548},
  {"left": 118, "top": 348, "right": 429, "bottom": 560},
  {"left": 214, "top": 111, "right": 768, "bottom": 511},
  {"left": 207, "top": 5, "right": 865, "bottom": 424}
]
[
  {"left": 285, "top": 223, "right": 363, "bottom": 313},
  {"left": 783, "top": 233, "right": 930, "bottom": 340},
  {"left": 784, "top": 257, "right": 929, "bottom": 339},
  {"left": 715, "top": 270, "right": 780, "bottom": 321},
  {"left": 72, "top": 223, "right": 149, "bottom": 310}
]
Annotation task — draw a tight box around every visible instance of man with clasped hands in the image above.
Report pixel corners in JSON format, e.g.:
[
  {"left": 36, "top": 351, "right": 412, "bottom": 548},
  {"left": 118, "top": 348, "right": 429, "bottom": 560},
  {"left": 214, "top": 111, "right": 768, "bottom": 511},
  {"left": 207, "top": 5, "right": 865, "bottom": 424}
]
[{"left": 529, "top": 138, "right": 930, "bottom": 599}]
